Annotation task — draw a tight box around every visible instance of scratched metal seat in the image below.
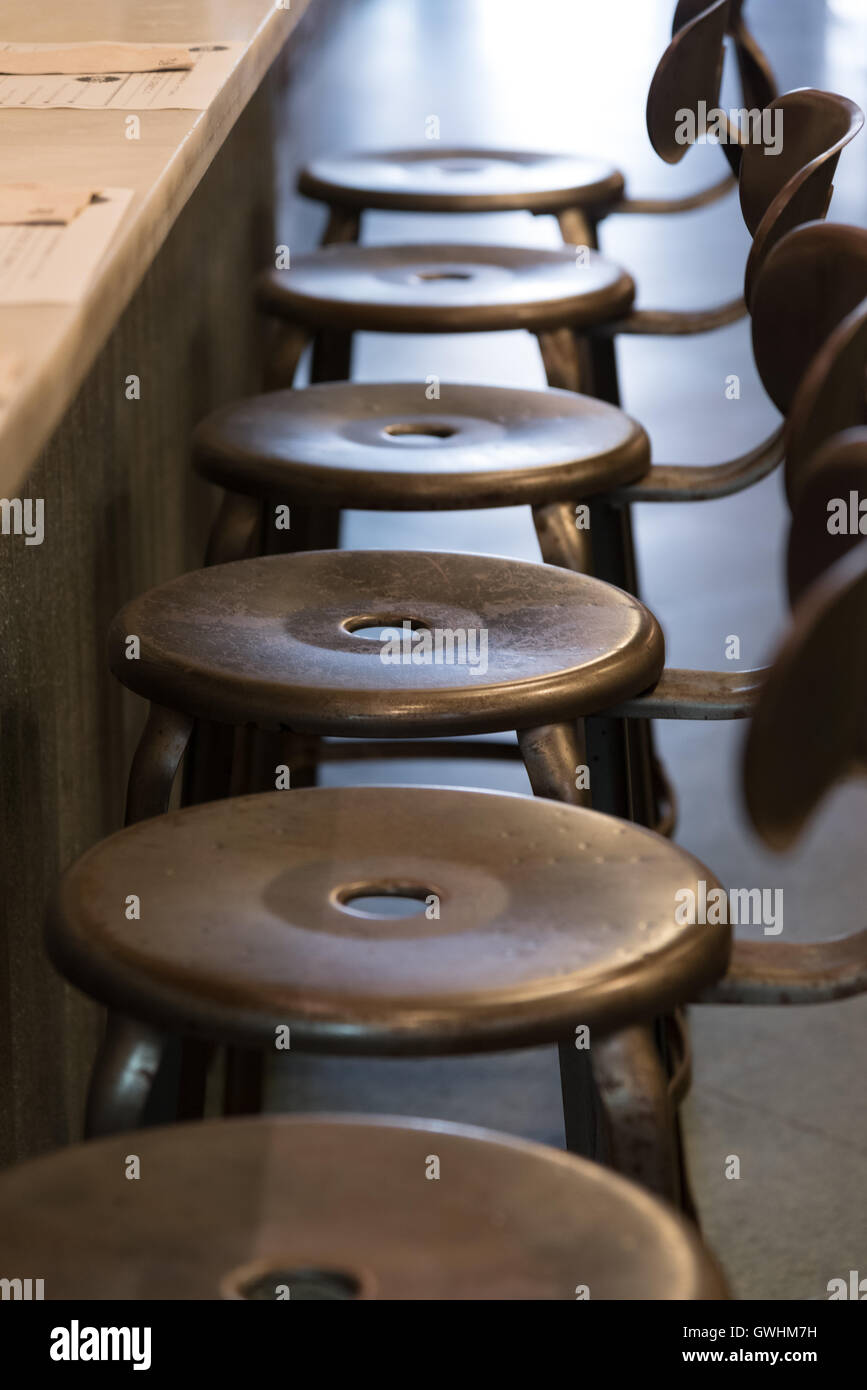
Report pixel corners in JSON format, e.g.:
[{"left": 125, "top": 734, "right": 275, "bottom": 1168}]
[
  {"left": 299, "top": 0, "right": 775, "bottom": 247},
  {"left": 267, "top": 69, "right": 860, "bottom": 401},
  {"left": 193, "top": 210, "right": 863, "bottom": 578},
  {"left": 192, "top": 382, "right": 650, "bottom": 564},
  {"left": 48, "top": 785, "right": 728, "bottom": 1135},
  {"left": 108, "top": 548, "right": 663, "bottom": 759},
  {"left": 248, "top": 87, "right": 861, "bottom": 597},
  {"left": 258, "top": 239, "right": 636, "bottom": 342},
  {"left": 0, "top": 1115, "right": 728, "bottom": 1300},
  {"left": 55, "top": 543, "right": 867, "bottom": 1195}
]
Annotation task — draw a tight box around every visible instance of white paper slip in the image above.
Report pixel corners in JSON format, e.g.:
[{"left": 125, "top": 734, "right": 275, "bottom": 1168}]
[
  {"left": 0, "top": 42, "right": 194, "bottom": 75},
  {"left": 0, "top": 188, "right": 134, "bottom": 305},
  {"left": 0, "top": 42, "right": 243, "bottom": 110},
  {"left": 0, "top": 184, "right": 98, "bottom": 225}
]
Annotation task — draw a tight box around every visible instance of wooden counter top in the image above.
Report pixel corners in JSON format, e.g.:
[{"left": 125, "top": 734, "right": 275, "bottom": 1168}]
[{"left": 0, "top": 0, "right": 314, "bottom": 492}]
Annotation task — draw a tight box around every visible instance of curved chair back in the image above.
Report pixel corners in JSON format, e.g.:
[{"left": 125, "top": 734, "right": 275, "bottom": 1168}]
[
  {"left": 741, "top": 90, "right": 863, "bottom": 302},
  {"left": 652, "top": 0, "right": 777, "bottom": 172},
  {"left": 787, "top": 429, "right": 867, "bottom": 605},
  {"left": 647, "top": 0, "right": 730, "bottom": 165},
  {"left": 751, "top": 222, "right": 867, "bottom": 415},
  {"left": 727, "top": 0, "right": 777, "bottom": 111},
  {"left": 745, "top": 541, "right": 867, "bottom": 848},
  {"left": 673, "top": 0, "right": 776, "bottom": 108},
  {"left": 784, "top": 292, "right": 867, "bottom": 508}
]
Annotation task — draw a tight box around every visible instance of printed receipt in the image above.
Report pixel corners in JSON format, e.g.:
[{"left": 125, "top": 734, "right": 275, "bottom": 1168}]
[
  {"left": 0, "top": 42, "right": 243, "bottom": 109},
  {"left": 0, "top": 188, "right": 134, "bottom": 304}
]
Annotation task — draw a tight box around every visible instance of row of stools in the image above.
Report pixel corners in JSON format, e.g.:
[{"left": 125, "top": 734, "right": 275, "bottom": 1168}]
[{"left": 3, "top": 0, "right": 867, "bottom": 1300}]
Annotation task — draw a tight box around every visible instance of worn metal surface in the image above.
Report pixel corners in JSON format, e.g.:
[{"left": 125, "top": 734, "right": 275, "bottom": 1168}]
[
  {"left": 784, "top": 297, "right": 867, "bottom": 511},
  {"left": 751, "top": 222, "right": 867, "bottom": 415},
  {"left": 299, "top": 147, "right": 625, "bottom": 215},
  {"left": 256, "top": 242, "right": 636, "bottom": 336},
  {"left": 593, "top": 1024, "right": 681, "bottom": 1205},
  {"left": 745, "top": 541, "right": 867, "bottom": 851},
  {"left": 0, "top": 1114, "right": 728, "bottom": 1300},
  {"left": 48, "top": 786, "right": 729, "bottom": 1054},
  {"left": 609, "top": 666, "right": 765, "bottom": 721},
  {"left": 296, "top": 1, "right": 773, "bottom": 226},
  {"left": 108, "top": 549, "right": 665, "bottom": 737},
  {"left": 192, "top": 381, "right": 650, "bottom": 511},
  {"left": 788, "top": 428, "right": 867, "bottom": 604},
  {"left": 646, "top": 0, "right": 729, "bottom": 167},
  {"left": 741, "top": 91, "right": 863, "bottom": 304},
  {"left": 615, "top": 423, "right": 784, "bottom": 502}
]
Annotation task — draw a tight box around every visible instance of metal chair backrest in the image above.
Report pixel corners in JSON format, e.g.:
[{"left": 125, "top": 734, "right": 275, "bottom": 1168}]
[
  {"left": 741, "top": 89, "right": 863, "bottom": 302},
  {"left": 751, "top": 222, "right": 867, "bottom": 415},
  {"left": 787, "top": 429, "right": 867, "bottom": 605},
  {"left": 745, "top": 540, "right": 867, "bottom": 847}
]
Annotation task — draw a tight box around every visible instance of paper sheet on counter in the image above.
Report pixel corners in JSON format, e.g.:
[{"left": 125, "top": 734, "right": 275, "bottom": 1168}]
[
  {"left": 0, "top": 42, "right": 242, "bottom": 109},
  {"left": 0, "top": 184, "right": 98, "bottom": 225},
  {"left": 0, "top": 188, "right": 133, "bottom": 304},
  {"left": 0, "top": 42, "right": 194, "bottom": 75},
  {"left": 0, "top": 351, "right": 22, "bottom": 407}
]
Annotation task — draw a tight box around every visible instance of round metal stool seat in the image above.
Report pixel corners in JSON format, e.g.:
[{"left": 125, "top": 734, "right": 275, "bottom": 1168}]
[
  {"left": 192, "top": 382, "right": 650, "bottom": 511},
  {"left": 0, "top": 1114, "right": 726, "bottom": 1299},
  {"left": 257, "top": 242, "right": 635, "bottom": 335},
  {"left": 298, "top": 146, "right": 626, "bottom": 215},
  {"left": 48, "top": 786, "right": 728, "bottom": 1052},
  {"left": 109, "top": 549, "right": 664, "bottom": 737}
]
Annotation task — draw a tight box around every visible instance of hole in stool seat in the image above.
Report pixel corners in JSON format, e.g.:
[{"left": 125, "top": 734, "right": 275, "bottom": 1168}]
[
  {"left": 382, "top": 422, "right": 457, "bottom": 442},
  {"left": 341, "top": 615, "right": 431, "bottom": 641},
  {"left": 413, "top": 270, "right": 473, "bottom": 282},
  {"left": 233, "top": 1265, "right": 363, "bottom": 1300},
  {"left": 435, "top": 161, "right": 487, "bottom": 174},
  {"left": 334, "top": 883, "right": 433, "bottom": 919}
]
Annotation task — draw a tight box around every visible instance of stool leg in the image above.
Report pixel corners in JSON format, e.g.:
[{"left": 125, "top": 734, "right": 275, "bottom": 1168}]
[
  {"left": 321, "top": 205, "right": 361, "bottom": 247},
  {"left": 84, "top": 706, "right": 196, "bottom": 1137},
  {"left": 309, "top": 204, "right": 355, "bottom": 387},
  {"left": 310, "top": 329, "right": 353, "bottom": 386},
  {"left": 264, "top": 322, "right": 311, "bottom": 392},
  {"left": 518, "top": 721, "right": 602, "bottom": 1159},
  {"left": 223, "top": 1047, "right": 265, "bottom": 1115},
  {"left": 125, "top": 704, "right": 193, "bottom": 825},
  {"left": 532, "top": 500, "right": 592, "bottom": 572},
  {"left": 556, "top": 206, "right": 597, "bottom": 250},
  {"left": 84, "top": 1014, "right": 168, "bottom": 1138},
  {"left": 592, "top": 1025, "right": 681, "bottom": 1207},
  {"left": 518, "top": 721, "right": 590, "bottom": 807},
  {"left": 519, "top": 720, "right": 686, "bottom": 1201},
  {"left": 205, "top": 492, "right": 263, "bottom": 567}
]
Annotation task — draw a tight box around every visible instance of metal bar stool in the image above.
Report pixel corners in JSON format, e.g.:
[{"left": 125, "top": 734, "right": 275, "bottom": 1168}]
[
  {"left": 198, "top": 90, "right": 859, "bottom": 851},
  {"left": 49, "top": 510, "right": 867, "bottom": 1195},
  {"left": 298, "top": 0, "right": 775, "bottom": 248},
  {"left": 259, "top": 86, "right": 862, "bottom": 403},
  {"left": 50, "top": 779, "right": 729, "bottom": 1207},
  {"left": 187, "top": 202, "right": 859, "bottom": 835},
  {"left": 84, "top": 217, "right": 867, "bottom": 1191},
  {"left": 0, "top": 1115, "right": 728, "bottom": 1300}
]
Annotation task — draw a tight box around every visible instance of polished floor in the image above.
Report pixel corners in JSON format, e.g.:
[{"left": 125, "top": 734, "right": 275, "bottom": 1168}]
[{"left": 271, "top": 0, "right": 867, "bottom": 1298}]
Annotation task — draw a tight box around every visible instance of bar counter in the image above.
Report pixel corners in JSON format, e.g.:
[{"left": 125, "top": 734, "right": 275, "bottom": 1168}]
[{"left": 0, "top": 0, "right": 318, "bottom": 1163}]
